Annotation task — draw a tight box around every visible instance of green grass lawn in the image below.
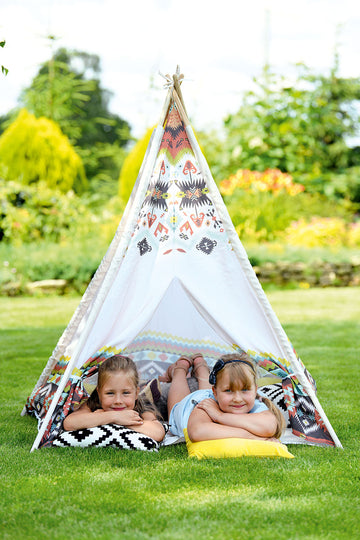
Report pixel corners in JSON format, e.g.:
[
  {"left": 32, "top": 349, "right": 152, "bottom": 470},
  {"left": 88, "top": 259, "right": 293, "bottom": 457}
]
[{"left": 1, "top": 289, "right": 359, "bottom": 540}]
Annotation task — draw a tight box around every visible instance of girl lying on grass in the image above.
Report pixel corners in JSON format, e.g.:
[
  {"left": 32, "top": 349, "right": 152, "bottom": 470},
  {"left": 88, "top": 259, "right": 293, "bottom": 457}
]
[
  {"left": 165, "top": 352, "right": 285, "bottom": 442},
  {"left": 63, "top": 355, "right": 165, "bottom": 442}
]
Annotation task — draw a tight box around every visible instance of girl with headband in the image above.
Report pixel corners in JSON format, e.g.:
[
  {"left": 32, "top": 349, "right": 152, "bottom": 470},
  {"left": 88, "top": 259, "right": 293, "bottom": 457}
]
[{"left": 165, "top": 352, "right": 285, "bottom": 442}]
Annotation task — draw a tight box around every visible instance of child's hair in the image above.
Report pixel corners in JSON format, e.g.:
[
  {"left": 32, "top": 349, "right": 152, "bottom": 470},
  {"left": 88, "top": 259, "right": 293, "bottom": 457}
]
[
  {"left": 211, "top": 353, "right": 285, "bottom": 439},
  {"left": 86, "top": 355, "right": 160, "bottom": 418}
]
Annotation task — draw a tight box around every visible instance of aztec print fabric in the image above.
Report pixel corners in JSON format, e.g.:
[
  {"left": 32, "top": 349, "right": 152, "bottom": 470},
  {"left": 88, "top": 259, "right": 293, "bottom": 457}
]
[
  {"left": 251, "top": 350, "right": 334, "bottom": 445},
  {"left": 52, "top": 424, "right": 159, "bottom": 451},
  {"left": 134, "top": 105, "right": 225, "bottom": 256}
]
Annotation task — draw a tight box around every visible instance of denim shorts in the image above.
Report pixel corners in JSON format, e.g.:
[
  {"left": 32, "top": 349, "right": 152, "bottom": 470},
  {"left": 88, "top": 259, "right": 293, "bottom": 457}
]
[{"left": 168, "top": 389, "right": 215, "bottom": 437}]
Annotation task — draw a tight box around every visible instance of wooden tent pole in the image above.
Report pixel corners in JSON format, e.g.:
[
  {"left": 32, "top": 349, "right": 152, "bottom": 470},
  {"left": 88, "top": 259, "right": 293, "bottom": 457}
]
[
  {"left": 158, "top": 86, "right": 173, "bottom": 127},
  {"left": 172, "top": 88, "right": 190, "bottom": 126},
  {"left": 172, "top": 72, "right": 188, "bottom": 118}
]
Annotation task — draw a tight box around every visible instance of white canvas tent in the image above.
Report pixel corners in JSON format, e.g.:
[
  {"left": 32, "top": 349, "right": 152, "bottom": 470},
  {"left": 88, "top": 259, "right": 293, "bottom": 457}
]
[{"left": 24, "top": 69, "right": 341, "bottom": 451}]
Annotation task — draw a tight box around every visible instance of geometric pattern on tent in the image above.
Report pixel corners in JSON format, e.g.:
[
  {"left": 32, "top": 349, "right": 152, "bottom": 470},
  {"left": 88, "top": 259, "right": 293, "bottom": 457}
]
[{"left": 133, "top": 104, "right": 226, "bottom": 255}]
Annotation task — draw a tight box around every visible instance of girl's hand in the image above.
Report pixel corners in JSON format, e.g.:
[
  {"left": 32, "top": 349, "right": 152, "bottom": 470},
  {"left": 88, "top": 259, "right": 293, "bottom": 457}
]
[
  {"left": 111, "top": 409, "right": 144, "bottom": 427},
  {"left": 196, "top": 399, "right": 223, "bottom": 423}
]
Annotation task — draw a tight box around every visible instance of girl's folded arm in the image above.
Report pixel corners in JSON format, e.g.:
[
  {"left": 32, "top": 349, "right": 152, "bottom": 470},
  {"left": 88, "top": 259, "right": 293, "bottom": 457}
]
[
  {"left": 214, "top": 410, "right": 277, "bottom": 437},
  {"left": 196, "top": 398, "right": 277, "bottom": 437},
  {"left": 63, "top": 408, "right": 165, "bottom": 441},
  {"left": 187, "top": 407, "right": 273, "bottom": 442},
  {"left": 129, "top": 412, "right": 165, "bottom": 442},
  {"left": 63, "top": 405, "right": 115, "bottom": 431}
]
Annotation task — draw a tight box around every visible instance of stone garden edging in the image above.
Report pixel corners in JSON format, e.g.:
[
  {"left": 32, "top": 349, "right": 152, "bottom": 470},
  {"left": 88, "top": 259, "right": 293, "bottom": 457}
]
[
  {"left": 253, "top": 260, "right": 360, "bottom": 287},
  {"left": 1, "top": 261, "right": 360, "bottom": 296}
]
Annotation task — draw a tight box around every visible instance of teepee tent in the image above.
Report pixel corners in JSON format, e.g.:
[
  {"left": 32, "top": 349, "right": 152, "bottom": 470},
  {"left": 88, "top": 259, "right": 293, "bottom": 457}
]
[{"left": 24, "top": 69, "right": 341, "bottom": 451}]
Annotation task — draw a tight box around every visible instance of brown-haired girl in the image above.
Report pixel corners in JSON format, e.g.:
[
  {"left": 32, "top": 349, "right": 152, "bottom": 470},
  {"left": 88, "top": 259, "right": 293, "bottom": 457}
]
[
  {"left": 63, "top": 355, "right": 165, "bottom": 442},
  {"left": 166, "top": 352, "right": 285, "bottom": 442}
]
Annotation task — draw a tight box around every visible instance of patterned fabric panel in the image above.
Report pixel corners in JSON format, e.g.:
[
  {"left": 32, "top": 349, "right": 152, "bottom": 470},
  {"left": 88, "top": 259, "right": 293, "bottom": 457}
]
[
  {"left": 282, "top": 376, "right": 334, "bottom": 445},
  {"left": 51, "top": 424, "right": 159, "bottom": 451},
  {"left": 26, "top": 382, "right": 59, "bottom": 421},
  {"left": 258, "top": 383, "right": 291, "bottom": 428},
  {"left": 246, "top": 350, "right": 334, "bottom": 444},
  {"left": 132, "top": 104, "right": 227, "bottom": 257}
]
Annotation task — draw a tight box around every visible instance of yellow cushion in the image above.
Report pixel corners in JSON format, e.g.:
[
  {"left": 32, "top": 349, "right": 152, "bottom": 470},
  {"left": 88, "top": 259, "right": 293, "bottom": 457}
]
[{"left": 183, "top": 429, "right": 294, "bottom": 459}]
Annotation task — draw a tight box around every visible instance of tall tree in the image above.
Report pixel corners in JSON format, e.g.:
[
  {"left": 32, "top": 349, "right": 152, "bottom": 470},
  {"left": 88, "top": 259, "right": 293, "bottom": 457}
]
[{"left": 19, "top": 46, "right": 132, "bottom": 197}]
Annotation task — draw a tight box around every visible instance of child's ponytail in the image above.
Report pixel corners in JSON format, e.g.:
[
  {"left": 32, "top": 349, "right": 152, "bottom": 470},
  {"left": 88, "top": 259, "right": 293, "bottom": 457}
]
[{"left": 259, "top": 395, "right": 286, "bottom": 439}]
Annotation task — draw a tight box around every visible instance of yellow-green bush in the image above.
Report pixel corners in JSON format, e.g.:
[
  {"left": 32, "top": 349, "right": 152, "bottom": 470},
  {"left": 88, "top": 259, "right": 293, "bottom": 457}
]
[
  {"left": 0, "top": 109, "right": 87, "bottom": 193},
  {"left": 285, "top": 217, "right": 360, "bottom": 248},
  {"left": 118, "top": 127, "right": 154, "bottom": 203},
  {"left": 220, "top": 167, "right": 356, "bottom": 245},
  {"left": 348, "top": 221, "right": 360, "bottom": 247}
]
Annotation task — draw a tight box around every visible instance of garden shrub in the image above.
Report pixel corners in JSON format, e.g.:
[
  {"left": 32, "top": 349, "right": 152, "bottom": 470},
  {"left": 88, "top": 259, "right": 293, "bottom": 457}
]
[
  {"left": 0, "top": 179, "right": 94, "bottom": 243},
  {"left": 220, "top": 168, "right": 356, "bottom": 243},
  {"left": 300, "top": 167, "right": 360, "bottom": 204},
  {"left": 220, "top": 168, "right": 305, "bottom": 197},
  {"left": 244, "top": 243, "right": 360, "bottom": 265},
  {"left": 348, "top": 221, "right": 360, "bottom": 247},
  {"left": 0, "top": 109, "right": 87, "bottom": 193},
  {"left": 285, "top": 217, "right": 360, "bottom": 248}
]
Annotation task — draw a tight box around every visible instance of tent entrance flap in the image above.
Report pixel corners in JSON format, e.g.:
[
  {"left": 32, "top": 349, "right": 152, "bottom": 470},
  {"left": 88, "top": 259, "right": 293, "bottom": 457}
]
[{"left": 122, "top": 277, "right": 234, "bottom": 380}]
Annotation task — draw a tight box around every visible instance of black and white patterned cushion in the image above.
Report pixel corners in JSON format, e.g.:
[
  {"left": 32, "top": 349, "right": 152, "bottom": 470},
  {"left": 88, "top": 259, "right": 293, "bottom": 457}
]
[
  {"left": 52, "top": 424, "right": 159, "bottom": 451},
  {"left": 258, "top": 383, "right": 291, "bottom": 428}
]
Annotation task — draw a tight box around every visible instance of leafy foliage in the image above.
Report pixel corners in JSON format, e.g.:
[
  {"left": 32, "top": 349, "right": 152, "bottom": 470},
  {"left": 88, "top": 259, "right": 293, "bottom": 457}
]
[
  {"left": 118, "top": 127, "right": 153, "bottom": 202},
  {"left": 220, "top": 168, "right": 355, "bottom": 243},
  {"left": 285, "top": 217, "right": 360, "bottom": 248},
  {"left": 19, "top": 47, "right": 132, "bottom": 194},
  {"left": 0, "top": 240, "right": 104, "bottom": 294},
  {"left": 219, "top": 64, "right": 360, "bottom": 202},
  {"left": 0, "top": 109, "right": 87, "bottom": 193},
  {"left": 20, "top": 51, "right": 96, "bottom": 141},
  {"left": 220, "top": 168, "right": 304, "bottom": 196},
  {"left": 0, "top": 177, "right": 93, "bottom": 243},
  {"left": 196, "top": 128, "right": 227, "bottom": 183}
]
